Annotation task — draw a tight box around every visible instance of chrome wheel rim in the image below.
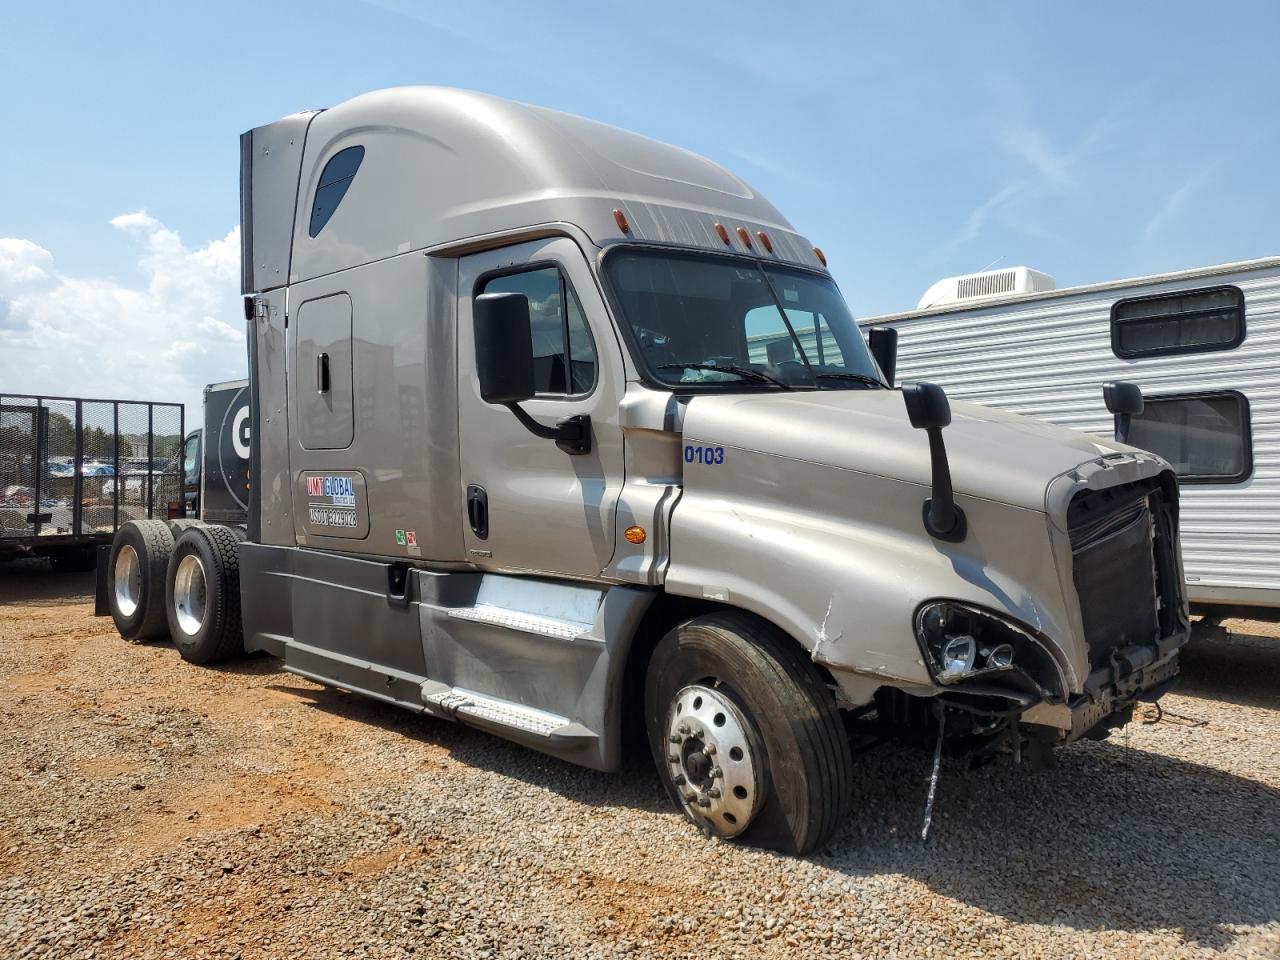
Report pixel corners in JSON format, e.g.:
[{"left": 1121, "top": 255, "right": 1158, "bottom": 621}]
[
  {"left": 665, "top": 684, "right": 763, "bottom": 837},
  {"left": 113, "top": 544, "right": 141, "bottom": 618},
  {"left": 172, "top": 553, "right": 208, "bottom": 637}
]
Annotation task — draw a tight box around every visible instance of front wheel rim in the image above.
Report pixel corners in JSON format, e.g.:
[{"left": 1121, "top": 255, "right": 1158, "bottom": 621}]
[
  {"left": 665, "top": 683, "right": 763, "bottom": 837},
  {"left": 113, "top": 544, "right": 141, "bottom": 617},
  {"left": 172, "top": 553, "right": 208, "bottom": 637}
]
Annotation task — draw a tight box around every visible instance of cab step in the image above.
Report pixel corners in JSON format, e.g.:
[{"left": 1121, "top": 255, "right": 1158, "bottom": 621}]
[
  {"left": 420, "top": 680, "right": 596, "bottom": 742},
  {"left": 444, "top": 604, "right": 592, "bottom": 641}
]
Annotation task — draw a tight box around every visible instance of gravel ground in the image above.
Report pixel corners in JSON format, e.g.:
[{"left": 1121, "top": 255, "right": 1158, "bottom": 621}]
[{"left": 1, "top": 560, "right": 1277, "bottom": 960}]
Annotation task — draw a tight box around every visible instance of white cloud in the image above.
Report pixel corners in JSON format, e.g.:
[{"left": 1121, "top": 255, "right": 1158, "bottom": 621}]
[
  {"left": 0, "top": 214, "right": 245, "bottom": 423},
  {"left": 0, "top": 238, "right": 55, "bottom": 295}
]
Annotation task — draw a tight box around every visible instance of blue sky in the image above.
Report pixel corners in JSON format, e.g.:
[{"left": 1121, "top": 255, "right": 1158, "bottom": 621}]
[{"left": 2, "top": 1, "right": 1277, "bottom": 412}]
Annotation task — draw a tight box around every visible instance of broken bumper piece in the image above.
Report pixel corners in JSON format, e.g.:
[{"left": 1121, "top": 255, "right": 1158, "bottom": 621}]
[{"left": 1022, "top": 648, "right": 1181, "bottom": 741}]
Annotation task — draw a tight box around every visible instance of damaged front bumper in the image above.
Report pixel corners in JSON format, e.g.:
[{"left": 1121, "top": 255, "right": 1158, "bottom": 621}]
[{"left": 1021, "top": 639, "right": 1184, "bottom": 741}]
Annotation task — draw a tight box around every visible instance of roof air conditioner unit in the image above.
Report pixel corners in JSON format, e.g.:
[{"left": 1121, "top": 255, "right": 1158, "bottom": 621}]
[{"left": 917, "top": 266, "right": 1056, "bottom": 310}]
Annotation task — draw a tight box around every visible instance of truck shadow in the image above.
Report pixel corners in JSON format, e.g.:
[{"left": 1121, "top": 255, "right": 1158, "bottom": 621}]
[
  {"left": 0, "top": 558, "right": 96, "bottom": 604},
  {"left": 824, "top": 739, "right": 1279, "bottom": 949},
  {"left": 1178, "top": 630, "right": 1280, "bottom": 712},
  {"left": 273, "top": 673, "right": 1277, "bottom": 947}
]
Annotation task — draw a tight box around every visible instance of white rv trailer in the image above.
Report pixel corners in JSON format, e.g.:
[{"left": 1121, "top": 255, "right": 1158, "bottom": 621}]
[{"left": 861, "top": 257, "right": 1280, "bottom": 610}]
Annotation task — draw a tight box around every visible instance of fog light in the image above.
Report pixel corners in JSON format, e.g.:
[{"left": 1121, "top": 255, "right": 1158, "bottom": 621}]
[
  {"left": 986, "top": 643, "right": 1015, "bottom": 669},
  {"left": 941, "top": 636, "right": 976, "bottom": 677}
]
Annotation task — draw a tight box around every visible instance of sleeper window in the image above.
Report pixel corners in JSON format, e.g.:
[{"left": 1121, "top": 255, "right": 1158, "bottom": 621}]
[
  {"left": 480, "top": 267, "right": 597, "bottom": 396},
  {"left": 1126, "top": 392, "right": 1252, "bottom": 484},
  {"left": 308, "top": 145, "right": 365, "bottom": 238},
  {"left": 1111, "top": 286, "right": 1245, "bottom": 359}
]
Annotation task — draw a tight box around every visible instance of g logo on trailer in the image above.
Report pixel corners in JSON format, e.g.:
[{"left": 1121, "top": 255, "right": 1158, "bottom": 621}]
[{"left": 232, "top": 406, "right": 250, "bottom": 460}]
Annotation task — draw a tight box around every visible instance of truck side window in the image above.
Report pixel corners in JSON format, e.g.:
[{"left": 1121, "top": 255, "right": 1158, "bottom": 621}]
[
  {"left": 480, "top": 266, "right": 597, "bottom": 396},
  {"left": 182, "top": 435, "right": 200, "bottom": 487},
  {"left": 308, "top": 145, "right": 365, "bottom": 238}
]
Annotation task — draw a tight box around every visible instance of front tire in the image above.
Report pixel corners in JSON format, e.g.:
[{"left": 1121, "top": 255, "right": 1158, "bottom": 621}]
[
  {"left": 108, "top": 520, "right": 175, "bottom": 641},
  {"left": 644, "top": 612, "right": 854, "bottom": 854},
  {"left": 165, "top": 525, "right": 244, "bottom": 665}
]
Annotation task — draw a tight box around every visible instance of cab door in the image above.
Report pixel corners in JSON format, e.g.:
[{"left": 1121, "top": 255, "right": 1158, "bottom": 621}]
[{"left": 456, "top": 237, "right": 625, "bottom": 579}]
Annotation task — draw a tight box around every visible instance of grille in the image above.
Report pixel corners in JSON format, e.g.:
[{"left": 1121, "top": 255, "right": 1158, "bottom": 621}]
[
  {"left": 957, "top": 270, "right": 1016, "bottom": 300},
  {"left": 1068, "top": 481, "right": 1176, "bottom": 669}
]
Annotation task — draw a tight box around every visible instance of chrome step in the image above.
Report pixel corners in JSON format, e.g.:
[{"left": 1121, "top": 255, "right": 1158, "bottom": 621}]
[
  {"left": 421, "top": 682, "right": 595, "bottom": 742},
  {"left": 445, "top": 604, "right": 592, "bottom": 641}
]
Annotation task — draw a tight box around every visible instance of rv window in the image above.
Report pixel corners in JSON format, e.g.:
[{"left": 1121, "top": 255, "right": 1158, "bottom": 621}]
[
  {"left": 1111, "top": 286, "right": 1245, "bottom": 359},
  {"left": 1126, "top": 391, "right": 1252, "bottom": 484},
  {"left": 480, "top": 266, "right": 597, "bottom": 396},
  {"left": 308, "top": 145, "right": 365, "bottom": 238}
]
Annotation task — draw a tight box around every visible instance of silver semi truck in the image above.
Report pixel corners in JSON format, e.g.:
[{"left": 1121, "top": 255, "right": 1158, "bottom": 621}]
[{"left": 103, "top": 87, "right": 1189, "bottom": 853}]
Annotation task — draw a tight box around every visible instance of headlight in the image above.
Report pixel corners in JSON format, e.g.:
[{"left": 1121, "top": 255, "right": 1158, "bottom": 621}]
[{"left": 915, "top": 601, "right": 1064, "bottom": 698}]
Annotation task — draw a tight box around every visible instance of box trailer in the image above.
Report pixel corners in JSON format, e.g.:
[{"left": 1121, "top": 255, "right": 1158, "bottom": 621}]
[
  {"left": 861, "top": 257, "right": 1280, "bottom": 610},
  {"left": 1, "top": 395, "right": 183, "bottom": 570},
  {"left": 100, "top": 87, "right": 1189, "bottom": 852},
  {"left": 176, "top": 379, "right": 252, "bottom": 525}
]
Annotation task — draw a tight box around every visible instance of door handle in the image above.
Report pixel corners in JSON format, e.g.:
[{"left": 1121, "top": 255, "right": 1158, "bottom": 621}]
[
  {"left": 466, "top": 484, "right": 488, "bottom": 540},
  {"left": 316, "top": 352, "right": 330, "bottom": 394}
]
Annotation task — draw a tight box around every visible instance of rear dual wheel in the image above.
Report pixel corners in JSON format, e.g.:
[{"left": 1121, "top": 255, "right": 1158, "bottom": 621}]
[
  {"left": 109, "top": 520, "right": 174, "bottom": 641},
  {"left": 165, "top": 525, "right": 243, "bottom": 665},
  {"left": 644, "top": 612, "right": 854, "bottom": 854}
]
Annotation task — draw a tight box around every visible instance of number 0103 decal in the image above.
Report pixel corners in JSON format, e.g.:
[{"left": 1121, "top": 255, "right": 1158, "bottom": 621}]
[{"left": 684, "top": 444, "right": 725, "bottom": 465}]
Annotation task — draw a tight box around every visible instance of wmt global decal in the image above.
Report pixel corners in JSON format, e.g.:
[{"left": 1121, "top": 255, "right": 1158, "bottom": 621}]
[{"left": 307, "top": 475, "right": 357, "bottom": 506}]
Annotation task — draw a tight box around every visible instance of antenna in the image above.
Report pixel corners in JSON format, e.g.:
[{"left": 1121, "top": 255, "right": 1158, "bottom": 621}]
[{"left": 977, "top": 255, "right": 1005, "bottom": 273}]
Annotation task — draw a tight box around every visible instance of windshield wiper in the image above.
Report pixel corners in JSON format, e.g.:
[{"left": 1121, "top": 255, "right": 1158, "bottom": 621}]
[
  {"left": 657, "top": 363, "right": 793, "bottom": 389},
  {"left": 813, "top": 372, "right": 886, "bottom": 389}
]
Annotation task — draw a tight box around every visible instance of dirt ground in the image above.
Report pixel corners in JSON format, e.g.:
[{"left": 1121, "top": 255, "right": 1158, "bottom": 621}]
[{"left": 1, "top": 560, "right": 1278, "bottom": 959}]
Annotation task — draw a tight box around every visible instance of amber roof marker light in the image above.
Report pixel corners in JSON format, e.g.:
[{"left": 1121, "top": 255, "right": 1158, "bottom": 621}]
[
  {"left": 735, "top": 226, "right": 753, "bottom": 250},
  {"left": 612, "top": 208, "right": 630, "bottom": 233},
  {"left": 756, "top": 231, "right": 773, "bottom": 254},
  {"left": 714, "top": 222, "right": 731, "bottom": 245},
  {"left": 813, "top": 246, "right": 827, "bottom": 267}
]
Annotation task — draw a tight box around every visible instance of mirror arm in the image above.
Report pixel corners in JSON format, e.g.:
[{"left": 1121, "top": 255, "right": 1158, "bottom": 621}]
[
  {"left": 922, "top": 427, "right": 966, "bottom": 542},
  {"left": 1114, "top": 412, "right": 1131, "bottom": 444},
  {"left": 505, "top": 403, "right": 592, "bottom": 455}
]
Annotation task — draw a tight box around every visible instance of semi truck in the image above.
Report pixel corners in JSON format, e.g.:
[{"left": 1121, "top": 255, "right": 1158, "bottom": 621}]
[{"left": 101, "top": 87, "right": 1189, "bottom": 853}]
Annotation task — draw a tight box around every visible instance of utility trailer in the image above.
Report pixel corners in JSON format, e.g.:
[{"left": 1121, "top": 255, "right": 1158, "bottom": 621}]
[
  {"left": 861, "top": 257, "right": 1280, "bottom": 611},
  {"left": 0, "top": 395, "right": 182, "bottom": 570},
  {"left": 101, "top": 87, "right": 1189, "bottom": 853}
]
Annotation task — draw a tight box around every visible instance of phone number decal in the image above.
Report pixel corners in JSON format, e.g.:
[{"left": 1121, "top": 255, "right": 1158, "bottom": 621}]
[{"left": 684, "top": 445, "right": 725, "bottom": 465}]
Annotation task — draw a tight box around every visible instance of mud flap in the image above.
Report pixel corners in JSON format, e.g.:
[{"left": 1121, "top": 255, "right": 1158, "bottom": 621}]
[{"left": 93, "top": 543, "right": 112, "bottom": 616}]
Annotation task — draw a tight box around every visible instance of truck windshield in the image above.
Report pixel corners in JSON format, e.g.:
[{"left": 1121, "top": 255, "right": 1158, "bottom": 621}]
[{"left": 603, "top": 248, "right": 885, "bottom": 390}]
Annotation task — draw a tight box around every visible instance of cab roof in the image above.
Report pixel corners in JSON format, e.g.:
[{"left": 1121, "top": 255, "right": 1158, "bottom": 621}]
[{"left": 242, "top": 86, "right": 826, "bottom": 292}]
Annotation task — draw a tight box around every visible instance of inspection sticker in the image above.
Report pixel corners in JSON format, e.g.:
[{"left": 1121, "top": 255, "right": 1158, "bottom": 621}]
[
  {"left": 395, "top": 529, "right": 406, "bottom": 546},
  {"left": 405, "top": 531, "right": 417, "bottom": 547}
]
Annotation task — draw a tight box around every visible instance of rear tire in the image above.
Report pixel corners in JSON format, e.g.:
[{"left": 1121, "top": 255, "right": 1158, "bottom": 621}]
[
  {"left": 166, "top": 518, "right": 203, "bottom": 539},
  {"left": 108, "top": 520, "right": 175, "bottom": 642},
  {"left": 165, "top": 525, "right": 243, "bottom": 665},
  {"left": 644, "top": 612, "right": 854, "bottom": 854}
]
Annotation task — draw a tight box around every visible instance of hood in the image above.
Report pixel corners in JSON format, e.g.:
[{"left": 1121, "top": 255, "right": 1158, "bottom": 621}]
[{"left": 680, "top": 389, "right": 1128, "bottom": 512}]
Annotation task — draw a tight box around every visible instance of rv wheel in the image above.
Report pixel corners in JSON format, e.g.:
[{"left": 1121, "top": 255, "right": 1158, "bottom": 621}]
[
  {"left": 108, "top": 519, "right": 175, "bottom": 642},
  {"left": 644, "top": 612, "right": 853, "bottom": 854},
  {"left": 165, "top": 525, "right": 244, "bottom": 665}
]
